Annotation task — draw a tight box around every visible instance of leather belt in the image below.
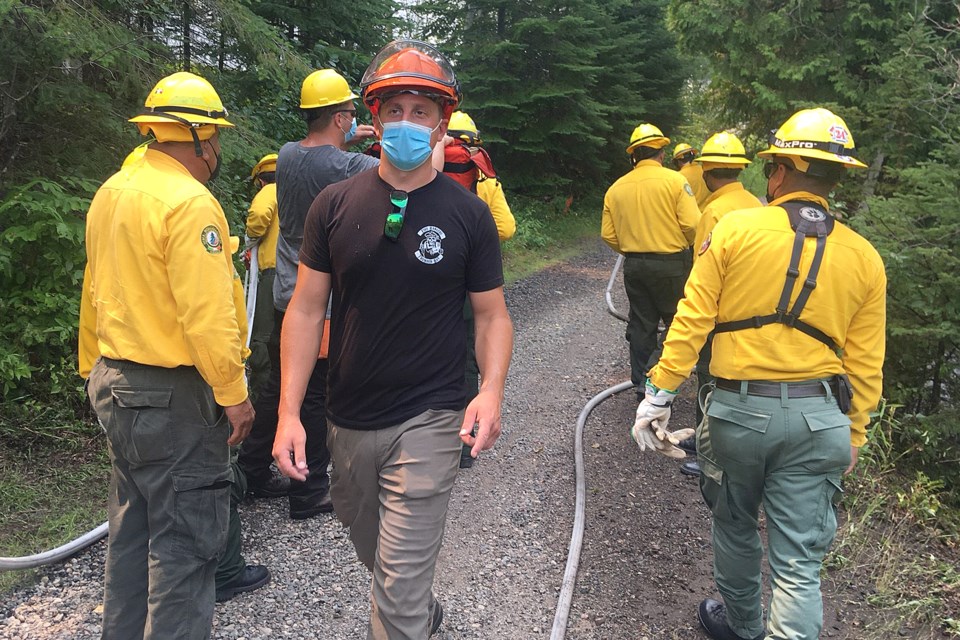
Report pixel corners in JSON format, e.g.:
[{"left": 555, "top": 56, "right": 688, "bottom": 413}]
[{"left": 715, "top": 377, "right": 836, "bottom": 398}]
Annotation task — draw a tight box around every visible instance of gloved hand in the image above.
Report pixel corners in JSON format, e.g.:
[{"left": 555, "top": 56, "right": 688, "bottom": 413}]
[{"left": 630, "top": 380, "right": 695, "bottom": 458}]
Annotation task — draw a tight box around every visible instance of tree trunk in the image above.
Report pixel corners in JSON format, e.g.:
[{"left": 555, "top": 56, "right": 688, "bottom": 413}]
[{"left": 182, "top": 1, "right": 192, "bottom": 71}]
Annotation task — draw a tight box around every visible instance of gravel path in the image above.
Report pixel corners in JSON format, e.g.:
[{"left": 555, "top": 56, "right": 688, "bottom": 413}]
[{"left": 0, "top": 241, "right": 878, "bottom": 639}]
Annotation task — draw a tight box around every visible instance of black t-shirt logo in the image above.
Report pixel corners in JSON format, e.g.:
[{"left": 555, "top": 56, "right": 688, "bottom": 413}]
[{"left": 415, "top": 226, "right": 446, "bottom": 264}]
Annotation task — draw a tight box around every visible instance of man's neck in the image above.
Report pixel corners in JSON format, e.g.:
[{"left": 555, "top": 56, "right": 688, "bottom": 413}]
[
  {"left": 378, "top": 162, "right": 437, "bottom": 192},
  {"left": 300, "top": 128, "right": 345, "bottom": 149}
]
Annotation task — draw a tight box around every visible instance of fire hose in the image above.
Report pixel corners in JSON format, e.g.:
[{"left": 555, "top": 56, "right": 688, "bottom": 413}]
[
  {"left": 551, "top": 252, "right": 634, "bottom": 639},
  {"left": 0, "top": 240, "right": 262, "bottom": 572}
]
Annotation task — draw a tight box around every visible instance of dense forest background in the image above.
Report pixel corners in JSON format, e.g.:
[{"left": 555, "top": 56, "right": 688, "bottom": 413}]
[{"left": 0, "top": 0, "right": 958, "bottom": 500}]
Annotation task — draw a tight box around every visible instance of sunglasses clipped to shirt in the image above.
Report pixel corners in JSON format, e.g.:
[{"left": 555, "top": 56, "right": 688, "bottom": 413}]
[{"left": 385, "top": 190, "right": 408, "bottom": 242}]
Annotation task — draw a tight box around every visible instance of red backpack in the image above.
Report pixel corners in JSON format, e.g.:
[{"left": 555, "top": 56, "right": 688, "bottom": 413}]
[{"left": 443, "top": 142, "right": 497, "bottom": 194}]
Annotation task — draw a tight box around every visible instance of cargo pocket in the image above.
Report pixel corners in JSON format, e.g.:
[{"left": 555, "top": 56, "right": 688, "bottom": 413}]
[
  {"left": 810, "top": 477, "right": 843, "bottom": 553},
  {"left": 111, "top": 387, "right": 174, "bottom": 464},
  {"left": 171, "top": 469, "right": 232, "bottom": 560},
  {"left": 800, "top": 408, "right": 851, "bottom": 473},
  {"left": 698, "top": 456, "right": 732, "bottom": 522},
  {"left": 705, "top": 400, "right": 771, "bottom": 465}
]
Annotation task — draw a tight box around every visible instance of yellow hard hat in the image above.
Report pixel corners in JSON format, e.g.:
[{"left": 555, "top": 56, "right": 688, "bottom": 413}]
[
  {"left": 448, "top": 111, "right": 480, "bottom": 144},
  {"left": 121, "top": 142, "right": 151, "bottom": 168},
  {"left": 251, "top": 153, "right": 278, "bottom": 180},
  {"left": 696, "top": 132, "right": 751, "bottom": 169},
  {"left": 626, "top": 123, "right": 670, "bottom": 153},
  {"left": 757, "top": 107, "right": 867, "bottom": 170},
  {"left": 129, "top": 72, "right": 233, "bottom": 141},
  {"left": 300, "top": 69, "right": 359, "bottom": 109},
  {"left": 672, "top": 143, "right": 698, "bottom": 160}
]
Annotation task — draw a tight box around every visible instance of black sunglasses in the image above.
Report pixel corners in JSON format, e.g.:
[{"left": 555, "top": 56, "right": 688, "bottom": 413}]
[
  {"left": 385, "top": 190, "right": 408, "bottom": 241},
  {"left": 763, "top": 162, "right": 793, "bottom": 179}
]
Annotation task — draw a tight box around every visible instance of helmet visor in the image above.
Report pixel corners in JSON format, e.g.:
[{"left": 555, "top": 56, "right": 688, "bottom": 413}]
[{"left": 361, "top": 40, "right": 458, "bottom": 92}]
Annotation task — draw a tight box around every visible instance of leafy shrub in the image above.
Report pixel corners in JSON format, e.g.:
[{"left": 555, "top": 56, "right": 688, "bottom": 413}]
[{"left": 0, "top": 178, "right": 95, "bottom": 400}]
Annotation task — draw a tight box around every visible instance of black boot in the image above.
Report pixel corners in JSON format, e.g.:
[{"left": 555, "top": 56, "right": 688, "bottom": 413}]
[
  {"left": 216, "top": 565, "right": 271, "bottom": 603},
  {"left": 697, "top": 599, "right": 765, "bottom": 640}
]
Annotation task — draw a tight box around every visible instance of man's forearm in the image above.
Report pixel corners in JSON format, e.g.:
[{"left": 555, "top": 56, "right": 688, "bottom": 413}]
[
  {"left": 474, "top": 314, "right": 514, "bottom": 397},
  {"left": 278, "top": 305, "right": 325, "bottom": 418}
]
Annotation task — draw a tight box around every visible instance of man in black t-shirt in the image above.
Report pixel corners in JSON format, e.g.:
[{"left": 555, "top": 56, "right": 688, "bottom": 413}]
[{"left": 273, "top": 40, "right": 513, "bottom": 639}]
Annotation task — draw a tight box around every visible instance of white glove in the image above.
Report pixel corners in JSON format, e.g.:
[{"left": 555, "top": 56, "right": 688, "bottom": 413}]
[{"left": 630, "top": 381, "right": 695, "bottom": 459}]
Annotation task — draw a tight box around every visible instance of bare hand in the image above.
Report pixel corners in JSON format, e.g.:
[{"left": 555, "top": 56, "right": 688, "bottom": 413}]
[
  {"left": 347, "top": 124, "right": 377, "bottom": 145},
  {"left": 274, "top": 413, "right": 309, "bottom": 481},
  {"left": 459, "top": 389, "right": 502, "bottom": 459},
  {"left": 224, "top": 399, "right": 255, "bottom": 446},
  {"left": 844, "top": 446, "right": 859, "bottom": 475}
]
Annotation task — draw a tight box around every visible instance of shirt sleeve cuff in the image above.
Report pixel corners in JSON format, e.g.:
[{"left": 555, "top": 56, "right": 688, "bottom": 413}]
[{"left": 212, "top": 377, "right": 248, "bottom": 407}]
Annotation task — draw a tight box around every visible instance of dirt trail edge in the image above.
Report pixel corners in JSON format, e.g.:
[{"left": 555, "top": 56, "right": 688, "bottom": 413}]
[{"left": 2, "top": 241, "right": 874, "bottom": 639}]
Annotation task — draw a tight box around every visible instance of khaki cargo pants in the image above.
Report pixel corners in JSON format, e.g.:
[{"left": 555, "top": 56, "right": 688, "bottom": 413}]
[{"left": 328, "top": 409, "right": 463, "bottom": 640}]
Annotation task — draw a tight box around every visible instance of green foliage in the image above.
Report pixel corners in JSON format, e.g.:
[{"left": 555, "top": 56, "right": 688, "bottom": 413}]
[
  {"left": 414, "top": 0, "right": 687, "bottom": 196},
  {"left": 853, "top": 143, "right": 960, "bottom": 411},
  {"left": 0, "top": 178, "right": 97, "bottom": 398},
  {"left": 825, "top": 402, "right": 960, "bottom": 637}
]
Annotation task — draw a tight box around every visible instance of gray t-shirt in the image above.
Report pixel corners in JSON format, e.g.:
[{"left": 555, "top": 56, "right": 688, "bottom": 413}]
[{"left": 273, "top": 142, "right": 379, "bottom": 311}]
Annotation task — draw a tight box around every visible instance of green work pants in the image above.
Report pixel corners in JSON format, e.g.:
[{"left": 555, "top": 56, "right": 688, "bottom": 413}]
[
  {"left": 247, "top": 268, "right": 276, "bottom": 401},
  {"left": 89, "top": 358, "right": 231, "bottom": 640},
  {"left": 622, "top": 250, "right": 692, "bottom": 386},
  {"left": 697, "top": 383, "right": 850, "bottom": 640},
  {"left": 215, "top": 457, "right": 247, "bottom": 590}
]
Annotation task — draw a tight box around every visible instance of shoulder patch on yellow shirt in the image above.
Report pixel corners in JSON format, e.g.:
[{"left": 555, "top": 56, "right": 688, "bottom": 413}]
[
  {"left": 698, "top": 232, "right": 712, "bottom": 256},
  {"left": 201, "top": 225, "right": 223, "bottom": 254},
  {"left": 683, "top": 183, "right": 694, "bottom": 197}
]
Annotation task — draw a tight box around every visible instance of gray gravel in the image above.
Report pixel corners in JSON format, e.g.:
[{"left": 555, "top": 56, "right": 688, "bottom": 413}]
[{"left": 0, "top": 241, "right": 659, "bottom": 639}]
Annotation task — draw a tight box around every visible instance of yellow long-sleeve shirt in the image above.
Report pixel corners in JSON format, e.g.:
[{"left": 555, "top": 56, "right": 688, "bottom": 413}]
[
  {"left": 680, "top": 163, "right": 710, "bottom": 208},
  {"left": 477, "top": 175, "right": 516, "bottom": 241},
  {"left": 693, "top": 181, "right": 762, "bottom": 258},
  {"left": 245, "top": 182, "right": 279, "bottom": 269},
  {"left": 601, "top": 159, "right": 701, "bottom": 254},
  {"left": 649, "top": 191, "right": 886, "bottom": 445},
  {"left": 78, "top": 148, "right": 247, "bottom": 406}
]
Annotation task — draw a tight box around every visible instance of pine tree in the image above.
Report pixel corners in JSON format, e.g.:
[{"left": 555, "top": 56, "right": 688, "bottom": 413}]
[{"left": 413, "top": 0, "right": 687, "bottom": 196}]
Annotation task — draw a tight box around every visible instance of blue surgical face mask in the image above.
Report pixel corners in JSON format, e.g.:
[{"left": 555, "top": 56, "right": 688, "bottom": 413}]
[
  {"left": 379, "top": 120, "right": 439, "bottom": 172},
  {"left": 345, "top": 116, "right": 357, "bottom": 143}
]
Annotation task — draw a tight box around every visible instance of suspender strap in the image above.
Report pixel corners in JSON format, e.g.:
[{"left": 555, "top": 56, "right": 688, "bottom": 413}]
[
  {"left": 714, "top": 201, "right": 840, "bottom": 352},
  {"left": 442, "top": 161, "right": 474, "bottom": 174}
]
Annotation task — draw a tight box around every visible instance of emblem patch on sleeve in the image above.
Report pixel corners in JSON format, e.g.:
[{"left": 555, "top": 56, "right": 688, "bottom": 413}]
[
  {"left": 698, "top": 232, "right": 712, "bottom": 256},
  {"left": 684, "top": 183, "right": 694, "bottom": 197},
  {"left": 201, "top": 225, "right": 223, "bottom": 253}
]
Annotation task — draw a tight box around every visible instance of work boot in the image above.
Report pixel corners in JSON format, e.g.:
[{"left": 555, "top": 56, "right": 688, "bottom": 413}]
[
  {"left": 680, "top": 461, "right": 701, "bottom": 477},
  {"left": 248, "top": 475, "right": 290, "bottom": 499},
  {"left": 429, "top": 598, "right": 444, "bottom": 636},
  {"left": 289, "top": 492, "right": 334, "bottom": 520},
  {"left": 677, "top": 436, "right": 697, "bottom": 454},
  {"left": 216, "top": 565, "right": 271, "bottom": 603},
  {"left": 697, "top": 598, "right": 765, "bottom": 640}
]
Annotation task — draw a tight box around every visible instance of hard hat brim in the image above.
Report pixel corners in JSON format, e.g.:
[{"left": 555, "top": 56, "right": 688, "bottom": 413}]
[
  {"left": 129, "top": 113, "right": 233, "bottom": 127},
  {"left": 756, "top": 146, "right": 867, "bottom": 169},
  {"left": 626, "top": 137, "right": 670, "bottom": 154},
  {"left": 697, "top": 155, "right": 751, "bottom": 166}
]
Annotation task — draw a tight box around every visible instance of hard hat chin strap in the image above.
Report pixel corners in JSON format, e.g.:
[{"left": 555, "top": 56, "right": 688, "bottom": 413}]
[{"left": 138, "top": 109, "right": 215, "bottom": 157}]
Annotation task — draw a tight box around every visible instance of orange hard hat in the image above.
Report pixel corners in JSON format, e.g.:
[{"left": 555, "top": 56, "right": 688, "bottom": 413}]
[{"left": 361, "top": 40, "right": 460, "bottom": 116}]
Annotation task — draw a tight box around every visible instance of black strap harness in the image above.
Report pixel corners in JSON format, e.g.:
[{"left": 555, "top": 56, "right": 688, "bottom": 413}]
[{"left": 713, "top": 201, "right": 840, "bottom": 352}]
